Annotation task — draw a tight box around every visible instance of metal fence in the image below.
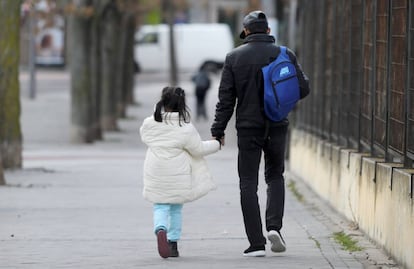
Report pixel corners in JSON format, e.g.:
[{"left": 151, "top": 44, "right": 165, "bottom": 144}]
[{"left": 296, "top": 0, "right": 413, "bottom": 167}]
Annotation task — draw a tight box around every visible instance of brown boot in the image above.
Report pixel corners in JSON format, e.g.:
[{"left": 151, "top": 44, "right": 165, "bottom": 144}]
[
  {"left": 168, "top": 241, "right": 179, "bottom": 257},
  {"left": 156, "top": 230, "right": 170, "bottom": 258}
]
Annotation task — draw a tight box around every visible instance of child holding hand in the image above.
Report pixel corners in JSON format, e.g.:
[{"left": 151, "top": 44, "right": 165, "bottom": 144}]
[{"left": 140, "top": 86, "right": 221, "bottom": 258}]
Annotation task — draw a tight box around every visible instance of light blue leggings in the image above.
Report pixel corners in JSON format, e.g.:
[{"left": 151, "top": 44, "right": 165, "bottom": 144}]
[{"left": 153, "top": 203, "right": 183, "bottom": 242}]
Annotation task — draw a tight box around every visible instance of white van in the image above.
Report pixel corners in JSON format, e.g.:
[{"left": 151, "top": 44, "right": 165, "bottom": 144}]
[{"left": 134, "top": 23, "right": 234, "bottom": 72}]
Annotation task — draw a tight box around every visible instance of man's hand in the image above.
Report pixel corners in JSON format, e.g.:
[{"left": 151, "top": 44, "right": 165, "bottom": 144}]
[{"left": 213, "top": 136, "right": 225, "bottom": 146}]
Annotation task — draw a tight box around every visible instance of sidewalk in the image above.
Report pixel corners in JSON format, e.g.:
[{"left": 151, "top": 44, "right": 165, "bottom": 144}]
[{"left": 0, "top": 70, "right": 398, "bottom": 268}]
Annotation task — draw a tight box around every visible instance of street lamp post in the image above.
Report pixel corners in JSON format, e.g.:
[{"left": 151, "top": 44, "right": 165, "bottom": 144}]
[{"left": 163, "top": 0, "right": 178, "bottom": 86}]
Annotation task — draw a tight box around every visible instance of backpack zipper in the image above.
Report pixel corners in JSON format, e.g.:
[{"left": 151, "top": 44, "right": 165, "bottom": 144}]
[{"left": 271, "top": 81, "right": 280, "bottom": 108}]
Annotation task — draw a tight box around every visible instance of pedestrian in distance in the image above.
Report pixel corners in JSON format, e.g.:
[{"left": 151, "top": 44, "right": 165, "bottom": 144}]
[
  {"left": 211, "top": 10, "right": 310, "bottom": 257},
  {"left": 191, "top": 64, "right": 211, "bottom": 121},
  {"left": 140, "top": 86, "right": 221, "bottom": 259}
]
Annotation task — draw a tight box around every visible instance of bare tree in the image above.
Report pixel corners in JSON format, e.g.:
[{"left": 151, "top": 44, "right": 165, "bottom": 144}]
[
  {"left": 99, "top": 0, "right": 121, "bottom": 131},
  {"left": 89, "top": 0, "right": 104, "bottom": 140},
  {"left": 68, "top": 0, "right": 96, "bottom": 142},
  {"left": 0, "top": 0, "right": 23, "bottom": 183},
  {"left": 67, "top": 0, "right": 140, "bottom": 141},
  {"left": 115, "top": 3, "right": 136, "bottom": 117}
]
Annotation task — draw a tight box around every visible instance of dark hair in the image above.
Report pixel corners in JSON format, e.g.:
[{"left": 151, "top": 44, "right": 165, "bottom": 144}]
[{"left": 154, "top": 86, "right": 190, "bottom": 125}]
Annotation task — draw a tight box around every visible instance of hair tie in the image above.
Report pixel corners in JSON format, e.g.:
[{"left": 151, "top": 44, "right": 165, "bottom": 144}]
[{"left": 174, "top": 87, "right": 184, "bottom": 96}]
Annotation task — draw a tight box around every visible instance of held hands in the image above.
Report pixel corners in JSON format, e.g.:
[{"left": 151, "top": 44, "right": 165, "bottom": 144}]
[{"left": 213, "top": 136, "right": 225, "bottom": 149}]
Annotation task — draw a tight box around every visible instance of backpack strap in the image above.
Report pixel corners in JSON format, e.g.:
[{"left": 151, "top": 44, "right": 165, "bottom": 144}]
[{"left": 278, "top": 46, "right": 290, "bottom": 61}]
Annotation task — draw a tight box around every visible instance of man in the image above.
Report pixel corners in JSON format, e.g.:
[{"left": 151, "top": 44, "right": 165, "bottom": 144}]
[
  {"left": 211, "top": 10, "right": 310, "bottom": 257},
  {"left": 191, "top": 64, "right": 211, "bottom": 121}
]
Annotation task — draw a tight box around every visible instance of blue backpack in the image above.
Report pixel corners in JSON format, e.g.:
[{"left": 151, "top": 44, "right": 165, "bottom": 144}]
[{"left": 262, "top": 46, "right": 300, "bottom": 122}]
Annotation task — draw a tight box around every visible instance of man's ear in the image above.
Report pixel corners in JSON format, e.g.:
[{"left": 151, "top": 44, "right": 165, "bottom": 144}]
[{"left": 266, "top": 28, "right": 271, "bottom": 34}]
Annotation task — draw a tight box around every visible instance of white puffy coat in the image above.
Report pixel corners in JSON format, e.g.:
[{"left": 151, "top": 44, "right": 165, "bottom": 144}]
[{"left": 139, "top": 113, "right": 220, "bottom": 204}]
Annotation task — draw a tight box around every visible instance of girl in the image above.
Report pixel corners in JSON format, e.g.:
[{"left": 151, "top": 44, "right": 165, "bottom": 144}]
[{"left": 140, "top": 86, "right": 221, "bottom": 258}]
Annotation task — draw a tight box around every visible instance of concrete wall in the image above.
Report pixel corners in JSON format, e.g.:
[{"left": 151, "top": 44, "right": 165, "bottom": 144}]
[{"left": 289, "top": 129, "right": 414, "bottom": 269}]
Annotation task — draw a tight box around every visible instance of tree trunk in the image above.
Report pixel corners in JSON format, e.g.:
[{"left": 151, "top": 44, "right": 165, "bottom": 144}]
[
  {"left": 100, "top": 0, "right": 121, "bottom": 131},
  {"left": 116, "top": 13, "right": 136, "bottom": 118},
  {"left": 115, "top": 14, "right": 127, "bottom": 118},
  {"left": 0, "top": 153, "right": 4, "bottom": 185},
  {"left": 68, "top": 0, "right": 95, "bottom": 143},
  {"left": 90, "top": 0, "right": 104, "bottom": 140},
  {"left": 0, "top": 0, "right": 23, "bottom": 172},
  {"left": 124, "top": 14, "right": 136, "bottom": 105}
]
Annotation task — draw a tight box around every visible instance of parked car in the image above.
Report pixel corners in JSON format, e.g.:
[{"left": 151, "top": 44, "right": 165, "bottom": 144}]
[{"left": 134, "top": 23, "right": 234, "bottom": 73}]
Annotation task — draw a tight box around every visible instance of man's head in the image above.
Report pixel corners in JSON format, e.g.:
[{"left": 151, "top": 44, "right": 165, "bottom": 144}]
[{"left": 239, "top": 10, "right": 269, "bottom": 39}]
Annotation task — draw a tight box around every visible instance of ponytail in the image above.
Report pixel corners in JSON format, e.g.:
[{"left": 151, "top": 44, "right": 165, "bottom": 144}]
[{"left": 154, "top": 100, "right": 163, "bottom": 122}]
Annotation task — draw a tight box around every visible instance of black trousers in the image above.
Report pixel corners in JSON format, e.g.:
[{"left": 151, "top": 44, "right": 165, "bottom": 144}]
[{"left": 237, "top": 125, "right": 288, "bottom": 247}]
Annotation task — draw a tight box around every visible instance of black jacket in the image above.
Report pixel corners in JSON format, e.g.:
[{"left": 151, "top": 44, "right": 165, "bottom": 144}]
[{"left": 211, "top": 34, "right": 310, "bottom": 138}]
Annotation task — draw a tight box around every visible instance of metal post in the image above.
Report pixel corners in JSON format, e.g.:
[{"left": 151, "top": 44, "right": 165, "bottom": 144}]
[
  {"left": 404, "top": 0, "right": 412, "bottom": 167},
  {"left": 330, "top": 0, "right": 335, "bottom": 141},
  {"left": 164, "top": 0, "right": 178, "bottom": 86},
  {"left": 337, "top": 0, "right": 344, "bottom": 145},
  {"left": 288, "top": 0, "right": 298, "bottom": 50},
  {"left": 385, "top": 0, "right": 392, "bottom": 162},
  {"left": 28, "top": 4, "right": 36, "bottom": 99},
  {"left": 318, "top": 1, "right": 326, "bottom": 138},
  {"left": 358, "top": 0, "right": 366, "bottom": 152},
  {"left": 370, "top": 0, "right": 377, "bottom": 156},
  {"left": 341, "top": 0, "right": 353, "bottom": 147}
]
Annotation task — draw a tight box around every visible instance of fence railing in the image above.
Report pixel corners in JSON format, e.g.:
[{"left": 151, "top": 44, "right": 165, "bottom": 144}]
[{"left": 295, "top": 0, "right": 413, "bottom": 167}]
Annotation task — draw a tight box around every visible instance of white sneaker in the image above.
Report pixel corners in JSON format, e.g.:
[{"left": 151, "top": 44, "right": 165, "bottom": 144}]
[{"left": 267, "top": 230, "right": 286, "bottom": 253}]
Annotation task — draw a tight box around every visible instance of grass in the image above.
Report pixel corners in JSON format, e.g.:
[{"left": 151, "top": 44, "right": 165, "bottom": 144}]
[
  {"left": 287, "top": 180, "right": 305, "bottom": 202},
  {"left": 333, "top": 231, "right": 363, "bottom": 252}
]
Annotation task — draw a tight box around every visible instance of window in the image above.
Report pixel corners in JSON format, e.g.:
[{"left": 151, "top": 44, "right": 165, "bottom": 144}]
[{"left": 137, "top": 32, "right": 158, "bottom": 44}]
